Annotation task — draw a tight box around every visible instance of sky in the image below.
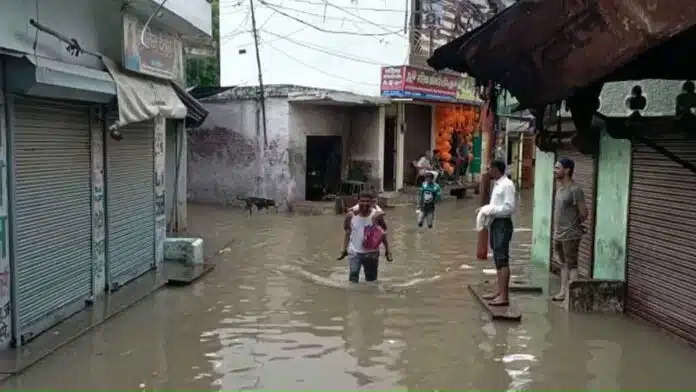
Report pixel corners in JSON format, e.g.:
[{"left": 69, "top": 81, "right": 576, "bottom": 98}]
[{"left": 219, "top": 0, "right": 411, "bottom": 96}]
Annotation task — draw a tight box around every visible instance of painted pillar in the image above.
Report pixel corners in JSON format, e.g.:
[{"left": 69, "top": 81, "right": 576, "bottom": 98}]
[
  {"left": 395, "top": 102, "right": 405, "bottom": 190},
  {"left": 175, "top": 124, "right": 188, "bottom": 231},
  {"left": 91, "top": 107, "right": 106, "bottom": 295},
  {"left": 376, "top": 106, "right": 386, "bottom": 192},
  {"left": 531, "top": 147, "right": 555, "bottom": 267},
  {"left": 593, "top": 130, "right": 631, "bottom": 280},
  {"left": 154, "top": 116, "right": 166, "bottom": 268},
  {"left": 0, "top": 90, "right": 12, "bottom": 350}
]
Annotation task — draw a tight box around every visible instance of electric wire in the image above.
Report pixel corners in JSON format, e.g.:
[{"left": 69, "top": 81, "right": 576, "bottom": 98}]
[
  {"left": 251, "top": 1, "right": 403, "bottom": 29},
  {"left": 262, "top": 39, "right": 374, "bottom": 86},
  {"left": 284, "top": 0, "right": 405, "bottom": 13},
  {"left": 258, "top": 0, "right": 403, "bottom": 36},
  {"left": 259, "top": 29, "right": 383, "bottom": 65}
]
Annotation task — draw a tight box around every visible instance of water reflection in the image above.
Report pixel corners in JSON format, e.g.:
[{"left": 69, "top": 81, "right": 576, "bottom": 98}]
[{"left": 3, "top": 193, "right": 696, "bottom": 389}]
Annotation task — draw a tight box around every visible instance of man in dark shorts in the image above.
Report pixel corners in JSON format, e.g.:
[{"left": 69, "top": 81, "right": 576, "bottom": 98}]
[
  {"left": 479, "top": 160, "right": 516, "bottom": 306},
  {"left": 551, "top": 158, "right": 587, "bottom": 301}
]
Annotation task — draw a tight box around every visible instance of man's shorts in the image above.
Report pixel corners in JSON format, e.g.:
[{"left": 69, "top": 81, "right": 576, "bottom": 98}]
[
  {"left": 489, "top": 218, "right": 513, "bottom": 269},
  {"left": 554, "top": 239, "right": 580, "bottom": 270}
]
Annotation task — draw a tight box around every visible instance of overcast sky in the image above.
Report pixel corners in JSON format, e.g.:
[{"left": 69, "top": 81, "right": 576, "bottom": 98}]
[{"left": 219, "top": 0, "right": 410, "bottom": 95}]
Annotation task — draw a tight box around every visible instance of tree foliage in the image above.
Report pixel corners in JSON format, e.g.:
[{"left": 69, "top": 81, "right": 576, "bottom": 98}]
[{"left": 186, "top": 0, "right": 220, "bottom": 87}]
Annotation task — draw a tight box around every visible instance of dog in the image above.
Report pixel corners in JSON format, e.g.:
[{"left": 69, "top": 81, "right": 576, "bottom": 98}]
[{"left": 237, "top": 196, "right": 278, "bottom": 215}]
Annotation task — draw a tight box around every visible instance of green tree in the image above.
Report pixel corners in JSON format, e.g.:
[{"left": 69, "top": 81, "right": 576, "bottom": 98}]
[{"left": 186, "top": 0, "right": 220, "bottom": 87}]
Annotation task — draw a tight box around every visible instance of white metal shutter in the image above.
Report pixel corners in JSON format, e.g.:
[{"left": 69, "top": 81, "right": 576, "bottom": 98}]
[
  {"left": 14, "top": 98, "right": 92, "bottom": 341},
  {"left": 106, "top": 120, "right": 155, "bottom": 288}
]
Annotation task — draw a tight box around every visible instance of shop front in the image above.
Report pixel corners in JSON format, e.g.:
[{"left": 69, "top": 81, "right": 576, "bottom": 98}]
[
  {"left": 0, "top": 10, "right": 207, "bottom": 348},
  {"left": 380, "top": 65, "right": 482, "bottom": 188}
]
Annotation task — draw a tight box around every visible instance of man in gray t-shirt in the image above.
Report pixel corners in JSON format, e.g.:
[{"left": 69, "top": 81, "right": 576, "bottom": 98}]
[{"left": 552, "top": 158, "right": 587, "bottom": 302}]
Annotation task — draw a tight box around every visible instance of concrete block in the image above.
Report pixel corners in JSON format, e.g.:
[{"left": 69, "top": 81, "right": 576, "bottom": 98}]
[
  {"left": 164, "top": 237, "right": 204, "bottom": 265},
  {"left": 566, "top": 279, "right": 625, "bottom": 312}
]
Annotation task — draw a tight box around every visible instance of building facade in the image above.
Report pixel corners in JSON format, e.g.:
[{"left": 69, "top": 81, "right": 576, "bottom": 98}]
[
  {"left": 188, "top": 85, "right": 387, "bottom": 205},
  {"left": 0, "top": 0, "right": 211, "bottom": 350},
  {"left": 530, "top": 79, "right": 696, "bottom": 344}
]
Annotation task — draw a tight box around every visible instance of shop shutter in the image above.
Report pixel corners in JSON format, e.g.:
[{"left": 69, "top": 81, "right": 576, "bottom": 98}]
[
  {"left": 551, "top": 149, "right": 597, "bottom": 278},
  {"left": 106, "top": 120, "right": 155, "bottom": 289},
  {"left": 13, "top": 98, "right": 92, "bottom": 342},
  {"left": 626, "top": 133, "right": 696, "bottom": 343}
]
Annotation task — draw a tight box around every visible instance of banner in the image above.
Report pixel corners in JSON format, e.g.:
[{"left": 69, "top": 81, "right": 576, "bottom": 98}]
[{"left": 381, "top": 65, "right": 458, "bottom": 101}]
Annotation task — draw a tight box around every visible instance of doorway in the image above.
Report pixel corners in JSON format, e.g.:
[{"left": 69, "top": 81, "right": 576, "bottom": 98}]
[
  {"left": 306, "top": 135, "right": 342, "bottom": 201},
  {"left": 383, "top": 116, "right": 397, "bottom": 191}
]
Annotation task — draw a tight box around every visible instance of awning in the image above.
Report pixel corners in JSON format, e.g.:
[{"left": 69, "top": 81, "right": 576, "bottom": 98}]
[
  {"left": 101, "top": 56, "right": 186, "bottom": 129},
  {"left": 5, "top": 55, "right": 116, "bottom": 103},
  {"left": 171, "top": 81, "right": 209, "bottom": 128},
  {"left": 428, "top": 0, "right": 696, "bottom": 109}
]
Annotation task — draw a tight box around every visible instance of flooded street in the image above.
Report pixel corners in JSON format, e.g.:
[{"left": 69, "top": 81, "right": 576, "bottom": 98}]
[{"left": 3, "top": 192, "right": 696, "bottom": 389}]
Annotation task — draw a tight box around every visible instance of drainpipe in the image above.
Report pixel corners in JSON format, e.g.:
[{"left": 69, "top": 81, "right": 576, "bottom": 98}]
[{"left": 477, "top": 82, "right": 495, "bottom": 260}]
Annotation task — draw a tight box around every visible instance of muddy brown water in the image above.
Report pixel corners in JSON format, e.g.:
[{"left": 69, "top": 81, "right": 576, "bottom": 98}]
[{"left": 3, "top": 192, "right": 696, "bottom": 389}]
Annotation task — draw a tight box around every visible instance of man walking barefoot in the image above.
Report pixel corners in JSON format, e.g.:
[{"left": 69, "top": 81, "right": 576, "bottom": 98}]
[
  {"left": 551, "top": 158, "right": 587, "bottom": 301},
  {"left": 479, "top": 160, "right": 516, "bottom": 306}
]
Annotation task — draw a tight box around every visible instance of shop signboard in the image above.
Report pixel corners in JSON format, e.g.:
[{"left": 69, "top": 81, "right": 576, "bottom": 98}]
[
  {"left": 456, "top": 76, "right": 483, "bottom": 104},
  {"left": 122, "top": 13, "right": 185, "bottom": 81},
  {"left": 380, "top": 65, "right": 459, "bottom": 101}
]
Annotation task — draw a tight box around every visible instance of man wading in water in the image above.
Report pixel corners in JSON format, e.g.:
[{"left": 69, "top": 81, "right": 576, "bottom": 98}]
[
  {"left": 339, "top": 191, "right": 392, "bottom": 283},
  {"left": 551, "top": 158, "right": 587, "bottom": 301},
  {"left": 478, "top": 160, "right": 516, "bottom": 306}
]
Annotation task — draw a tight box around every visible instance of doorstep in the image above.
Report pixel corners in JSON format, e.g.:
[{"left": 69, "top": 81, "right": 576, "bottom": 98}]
[{"left": 0, "top": 266, "right": 176, "bottom": 375}]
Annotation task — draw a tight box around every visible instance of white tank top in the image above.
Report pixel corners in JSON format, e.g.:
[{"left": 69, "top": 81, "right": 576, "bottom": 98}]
[{"left": 348, "top": 210, "right": 376, "bottom": 254}]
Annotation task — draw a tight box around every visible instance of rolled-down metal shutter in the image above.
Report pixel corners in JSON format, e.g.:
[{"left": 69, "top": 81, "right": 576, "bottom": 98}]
[
  {"left": 14, "top": 98, "right": 92, "bottom": 341},
  {"left": 626, "top": 133, "right": 696, "bottom": 343},
  {"left": 106, "top": 120, "right": 155, "bottom": 288},
  {"left": 551, "top": 149, "right": 597, "bottom": 278}
]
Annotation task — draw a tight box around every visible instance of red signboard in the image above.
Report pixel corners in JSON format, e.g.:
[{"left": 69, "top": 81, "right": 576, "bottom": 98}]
[
  {"left": 380, "top": 65, "right": 459, "bottom": 101},
  {"left": 380, "top": 66, "right": 405, "bottom": 92}
]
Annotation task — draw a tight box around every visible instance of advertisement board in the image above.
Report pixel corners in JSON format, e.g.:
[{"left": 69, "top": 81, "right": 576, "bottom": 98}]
[{"left": 380, "top": 66, "right": 481, "bottom": 104}]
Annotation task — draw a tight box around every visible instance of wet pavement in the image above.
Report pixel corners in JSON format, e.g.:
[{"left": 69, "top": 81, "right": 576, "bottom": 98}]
[{"left": 3, "top": 192, "right": 696, "bottom": 389}]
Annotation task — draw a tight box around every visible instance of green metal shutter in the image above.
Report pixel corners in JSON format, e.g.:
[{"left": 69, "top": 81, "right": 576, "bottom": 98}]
[
  {"left": 13, "top": 98, "right": 92, "bottom": 343},
  {"left": 106, "top": 120, "right": 155, "bottom": 289}
]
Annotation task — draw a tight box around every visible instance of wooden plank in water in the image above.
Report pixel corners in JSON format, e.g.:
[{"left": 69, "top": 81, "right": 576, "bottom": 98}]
[
  {"left": 468, "top": 284, "right": 522, "bottom": 321},
  {"left": 483, "top": 279, "right": 544, "bottom": 294},
  {"left": 166, "top": 263, "right": 216, "bottom": 286}
]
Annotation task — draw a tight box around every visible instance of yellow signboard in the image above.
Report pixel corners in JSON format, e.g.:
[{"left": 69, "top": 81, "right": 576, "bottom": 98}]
[{"left": 456, "top": 76, "right": 482, "bottom": 103}]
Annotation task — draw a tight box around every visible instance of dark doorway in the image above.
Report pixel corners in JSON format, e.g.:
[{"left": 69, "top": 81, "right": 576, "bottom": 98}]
[
  {"left": 306, "top": 135, "right": 342, "bottom": 201},
  {"left": 383, "top": 116, "right": 397, "bottom": 191}
]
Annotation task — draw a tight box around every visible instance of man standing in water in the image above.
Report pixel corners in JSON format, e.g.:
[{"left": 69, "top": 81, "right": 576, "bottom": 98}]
[
  {"left": 340, "top": 191, "right": 391, "bottom": 283},
  {"left": 479, "top": 160, "right": 516, "bottom": 306},
  {"left": 551, "top": 158, "right": 587, "bottom": 301}
]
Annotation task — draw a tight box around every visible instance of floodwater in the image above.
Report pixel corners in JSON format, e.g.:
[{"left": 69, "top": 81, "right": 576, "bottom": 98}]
[{"left": 3, "top": 192, "right": 696, "bottom": 389}]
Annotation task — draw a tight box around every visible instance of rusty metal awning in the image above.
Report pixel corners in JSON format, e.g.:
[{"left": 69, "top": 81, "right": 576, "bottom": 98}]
[{"left": 428, "top": 0, "right": 696, "bottom": 109}]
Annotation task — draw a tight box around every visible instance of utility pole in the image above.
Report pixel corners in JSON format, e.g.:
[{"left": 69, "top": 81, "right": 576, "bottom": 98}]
[{"left": 249, "top": 0, "right": 268, "bottom": 147}]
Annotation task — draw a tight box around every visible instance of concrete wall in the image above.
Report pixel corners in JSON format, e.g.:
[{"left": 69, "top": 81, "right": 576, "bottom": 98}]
[
  {"left": 188, "top": 98, "right": 290, "bottom": 204},
  {"left": 347, "top": 106, "right": 385, "bottom": 191},
  {"left": 531, "top": 147, "right": 555, "bottom": 267},
  {"left": 0, "top": 0, "right": 122, "bottom": 69},
  {"left": 599, "top": 80, "right": 684, "bottom": 117},
  {"left": 593, "top": 130, "right": 631, "bottom": 280}
]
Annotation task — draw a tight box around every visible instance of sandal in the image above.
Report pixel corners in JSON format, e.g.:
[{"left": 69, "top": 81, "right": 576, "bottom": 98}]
[{"left": 488, "top": 300, "right": 510, "bottom": 307}]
